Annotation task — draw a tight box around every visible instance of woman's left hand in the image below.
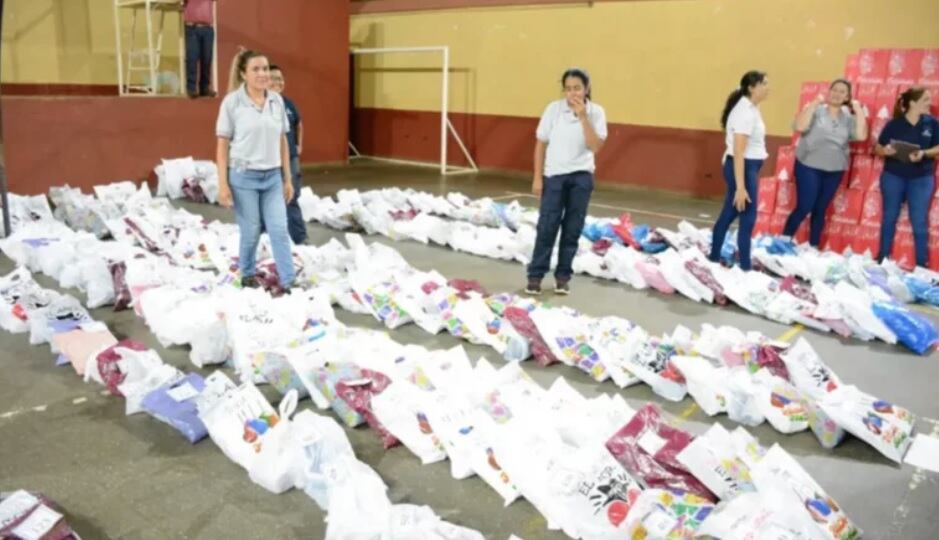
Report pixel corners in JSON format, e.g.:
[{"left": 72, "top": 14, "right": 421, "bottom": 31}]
[
  {"left": 283, "top": 180, "right": 294, "bottom": 203},
  {"left": 910, "top": 150, "right": 925, "bottom": 163}
]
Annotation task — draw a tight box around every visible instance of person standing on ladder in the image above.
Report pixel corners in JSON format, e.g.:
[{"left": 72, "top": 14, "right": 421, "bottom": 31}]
[{"left": 183, "top": 0, "right": 216, "bottom": 98}]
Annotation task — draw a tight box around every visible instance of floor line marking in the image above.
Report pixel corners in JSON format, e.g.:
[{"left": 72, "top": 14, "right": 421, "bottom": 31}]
[
  {"left": 775, "top": 324, "right": 805, "bottom": 343},
  {"left": 504, "top": 192, "right": 714, "bottom": 224}
]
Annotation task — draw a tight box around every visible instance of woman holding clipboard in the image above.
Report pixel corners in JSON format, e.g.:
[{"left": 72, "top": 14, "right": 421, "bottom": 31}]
[{"left": 874, "top": 87, "right": 939, "bottom": 268}]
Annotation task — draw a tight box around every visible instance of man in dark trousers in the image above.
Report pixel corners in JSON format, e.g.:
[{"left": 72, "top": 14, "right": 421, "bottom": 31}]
[
  {"left": 182, "top": 0, "right": 216, "bottom": 98},
  {"left": 270, "top": 65, "right": 307, "bottom": 244}
]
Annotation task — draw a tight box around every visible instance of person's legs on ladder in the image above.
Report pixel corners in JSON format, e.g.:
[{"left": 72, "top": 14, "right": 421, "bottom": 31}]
[
  {"left": 198, "top": 25, "right": 215, "bottom": 96},
  {"left": 184, "top": 25, "right": 199, "bottom": 97}
]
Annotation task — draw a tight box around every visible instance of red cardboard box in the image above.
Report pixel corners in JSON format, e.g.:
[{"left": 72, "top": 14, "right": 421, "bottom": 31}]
[
  {"left": 860, "top": 189, "right": 883, "bottom": 227},
  {"left": 831, "top": 187, "right": 865, "bottom": 224},
  {"left": 823, "top": 220, "right": 847, "bottom": 253},
  {"left": 870, "top": 158, "right": 884, "bottom": 191},
  {"left": 795, "top": 221, "right": 809, "bottom": 244},
  {"left": 919, "top": 49, "right": 939, "bottom": 85},
  {"left": 924, "top": 84, "right": 939, "bottom": 116},
  {"left": 850, "top": 224, "right": 881, "bottom": 255},
  {"left": 753, "top": 211, "right": 773, "bottom": 237},
  {"left": 858, "top": 49, "right": 890, "bottom": 84},
  {"left": 929, "top": 198, "right": 939, "bottom": 232},
  {"left": 928, "top": 233, "right": 939, "bottom": 270},
  {"left": 774, "top": 146, "right": 796, "bottom": 182},
  {"left": 848, "top": 155, "right": 874, "bottom": 190},
  {"left": 844, "top": 53, "right": 860, "bottom": 81},
  {"left": 757, "top": 177, "right": 778, "bottom": 214},
  {"left": 855, "top": 82, "right": 879, "bottom": 116},
  {"left": 798, "top": 81, "right": 825, "bottom": 111},
  {"left": 774, "top": 180, "right": 797, "bottom": 216},
  {"left": 769, "top": 212, "right": 787, "bottom": 236},
  {"left": 870, "top": 115, "right": 891, "bottom": 151},
  {"left": 886, "top": 49, "right": 924, "bottom": 86},
  {"left": 873, "top": 84, "right": 900, "bottom": 120}
]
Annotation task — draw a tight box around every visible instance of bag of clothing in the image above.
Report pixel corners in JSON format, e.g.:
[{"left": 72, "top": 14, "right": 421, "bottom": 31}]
[{"left": 140, "top": 373, "right": 208, "bottom": 444}]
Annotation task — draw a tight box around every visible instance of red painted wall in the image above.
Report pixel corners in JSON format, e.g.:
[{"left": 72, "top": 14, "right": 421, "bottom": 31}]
[
  {"left": 351, "top": 107, "right": 788, "bottom": 197},
  {"left": 1, "top": 0, "right": 350, "bottom": 195}
]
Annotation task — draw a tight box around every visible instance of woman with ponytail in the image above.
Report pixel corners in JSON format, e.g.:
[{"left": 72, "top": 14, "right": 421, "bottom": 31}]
[
  {"left": 215, "top": 48, "right": 296, "bottom": 292},
  {"left": 874, "top": 87, "right": 939, "bottom": 268},
  {"left": 784, "top": 79, "right": 867, "bottom": 246},
  {"left": 709, "top": 70, "right": 770, "bottom": 271}
]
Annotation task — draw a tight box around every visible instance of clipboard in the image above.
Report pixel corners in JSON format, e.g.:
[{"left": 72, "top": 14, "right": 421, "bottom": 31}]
[{"left": 890, "top": 140, "right": 921, "bottom": 162}]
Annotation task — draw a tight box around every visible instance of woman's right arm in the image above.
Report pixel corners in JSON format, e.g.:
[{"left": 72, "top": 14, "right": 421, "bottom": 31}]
[
  {"left": 793, "top": 95, "right": 823, "bottom": 133},
  {"left": 217, "top": 137, "right": 233, "bottom": 207},
  {"left": 532, "top": 140, "right": 547, "bottom": 196}
]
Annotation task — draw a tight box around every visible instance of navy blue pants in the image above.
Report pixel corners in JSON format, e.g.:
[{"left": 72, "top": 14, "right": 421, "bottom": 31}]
[
  {"left": 527, "top": 171, "right": 593, "bottom": 280},
  {"left": 185, "top": 25, "right": 214, "bottom": 95},
  {"left": 286, "top": 156, "right": 307, "bottom": 244},
  {"left": 709, "top": 157, "right": 763, "bottom": 270},
  {"left": 879, "top": 171, "right": 934, "bottom": 267},
  {"left": 783, "top": 160, "right": 844, "bottom": 247}
]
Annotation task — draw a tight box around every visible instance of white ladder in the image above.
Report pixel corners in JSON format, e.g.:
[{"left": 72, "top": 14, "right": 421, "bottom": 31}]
[{"left": 114, "top": 0, "right": 185, "bottom": 96}]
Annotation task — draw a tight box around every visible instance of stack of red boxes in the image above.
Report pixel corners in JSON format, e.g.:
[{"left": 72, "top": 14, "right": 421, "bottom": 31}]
[{"left": 753, "top": 48, "right": 939, "bottom": 270}]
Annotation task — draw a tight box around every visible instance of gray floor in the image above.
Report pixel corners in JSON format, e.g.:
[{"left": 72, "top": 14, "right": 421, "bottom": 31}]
[{"left": 2, "top": 161, "right": 938, "bottom": 539}]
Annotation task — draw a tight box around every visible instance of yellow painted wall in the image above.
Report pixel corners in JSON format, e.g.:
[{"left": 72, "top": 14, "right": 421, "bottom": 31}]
[
  {"left": 351, "top": 0, "right": 939, "bottom": 135},
  {"left": 1, "top": 0, "right": 183, "bottom": 86}
]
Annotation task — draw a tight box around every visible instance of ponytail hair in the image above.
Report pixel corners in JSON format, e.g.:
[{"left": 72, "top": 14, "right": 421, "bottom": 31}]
[
  {"left": 561, "top": 68, "right": 592, "bottom": 100},
  {"left": 720, "top": 70, "right": 767, "bottom": 129},
  {"left": 830, "top": 78, "right": 854, "bottom": 114},
  {"left": 894, "top": 86, "right": 928, "bottom": 119},
  {"left": 228, "top": 47, "right": 266, "bottom": 93}
]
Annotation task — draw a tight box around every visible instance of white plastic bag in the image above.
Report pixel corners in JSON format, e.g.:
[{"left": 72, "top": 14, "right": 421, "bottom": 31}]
[
  {"left": 370, "top": 382, "right": 447, "bottom": 465},
  {"left": 248, "top": 390, "right": 301, "bottom": 494}
]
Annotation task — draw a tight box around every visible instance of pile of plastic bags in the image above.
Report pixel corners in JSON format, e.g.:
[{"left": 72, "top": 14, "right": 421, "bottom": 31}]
[
  {"left": 0, "top": 490, "right": 81, "bottom": 539},
  {"left": 154, "top": 157, "right": 220, "bottom": 204}
]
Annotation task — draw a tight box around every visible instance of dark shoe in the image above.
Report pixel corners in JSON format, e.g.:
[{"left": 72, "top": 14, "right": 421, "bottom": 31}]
[
  {"left": 241, "top": 276, "right": 260, "bottom": 289},
  {"left": 524, "top": 279, "right": 542, "bottom": 296},
  {"left": 554, "top": 279, "right": 570, "bottom": 295},
  {"left": 187, "top": 91, "right": 199, "bottom": 99},
  {"left": 201, "top": 90, "right": 217, "bottom": 98}
]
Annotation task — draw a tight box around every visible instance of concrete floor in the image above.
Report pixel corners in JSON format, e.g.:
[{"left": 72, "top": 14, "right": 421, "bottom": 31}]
[{"left": 2, "top": 161, "right": 938, "bottom": 539}]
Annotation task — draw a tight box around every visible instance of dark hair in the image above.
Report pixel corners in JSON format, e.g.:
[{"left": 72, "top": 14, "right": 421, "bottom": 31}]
[
  {"left": 720, "top": 70, "right": 767, "bottom": 129},
  {"left": 269, "top": 64, "right": 283, "bottom": 73},
  {"left": 894, "top": 86, "right": 929, "bottom": 119},
  {"left": 830, "top": 78, "right": 854, "bottom": 114},
  {"left": 561, "top": 68, "right": 591, "bottom": 100},
  {"left": 228, "top": 48, "right": 267, "bottom": 92}
]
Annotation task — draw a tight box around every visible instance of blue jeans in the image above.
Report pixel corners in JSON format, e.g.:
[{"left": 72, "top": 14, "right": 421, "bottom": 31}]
[
  {"left": 709, "top": 157, "right": 763, "bottom": 270},
  {"left": 783, "top": 160, "right": 844, "bottom": 247},
  {"left": 229, "top": 167, "right": 295, "bottom": 287},
  {"left": 527, "top": 171, "right": 594, "bottom": 280},
  {"left": 286, "top": 156, "right": 307, "bottom": 244},
  {"left": 879, "top": 171, "right": 935, "bottom": 267},
  {"left": 185, "top": 25, "right": 214, "bottom": 95}
]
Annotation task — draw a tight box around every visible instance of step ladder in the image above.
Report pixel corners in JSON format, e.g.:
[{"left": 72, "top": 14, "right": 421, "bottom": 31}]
[{"left": 114, "top": 0, "right": 185, "bottom": 96}]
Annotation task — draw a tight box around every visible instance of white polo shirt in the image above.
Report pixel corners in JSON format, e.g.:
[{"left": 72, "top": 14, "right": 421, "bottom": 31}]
[
  {"left": 216, "top": 84, "right": 290, "bottom": 171},
  {"left": 723, "top": 96, "right": 768, "bottom": 161},
  {"left": 536, "top": 99, "right": 608, "bottom": 177}
]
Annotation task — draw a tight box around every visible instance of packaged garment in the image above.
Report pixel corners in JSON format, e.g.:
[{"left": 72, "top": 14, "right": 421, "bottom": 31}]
[
  {"left": 116, "top": 348, "right": 182, "bottom": 415},
  {"left": 140, "top": 373, "right": 208, "bottom": 444},
  {"left": 605, "top": 404, "right": 716, "bottom": 501},
  {"left": 752, "top": 368, "right": 810, "bottom": 434},
  {"left": 503, "top": 307, "right": 559, "bottom": 367},
  {"left": 621, "top": 330, "right": 687, "bottom": 402},
  {"left": 335, "top": 369, "right": 399, "bottom": 449},
  {"left": 804, "top": 395, "right": 848, "bottom": 450},
  {"left": 29, "top": 295, "right": 93, "bottom": 346},
  {"left": 310, "top": 362, "right": 367, "bottom": 427},
  {"left": 819, "top": 385, "right": 915, "bottom": 463},
  {"left": 636, "top": 259, "right": 677, "bottom": 294},
  {"left": 91, "top": 339, "right": 150, "bottom": 395},
  {"left": 723, "top": 368, "right": 766, "bottom": 427},
  {"left": 750, "top": 444, "right": 861, "bottom": 540},
  {"left": 670, "top": 355, "right": 728, "bottom": 416},
  {"left": 0, "top": 490, "right": 79, "bottom": 540},
  {"left": 603, "top": 245, "right": 649, "bottom": 289},
  {"left": 52, "top": 326, "right": 118, "bottom": 377},
  {"left": 696, "top": 491, "right": 828, "bottom": 540},
  {"left": 0, "top": 268, "right": 55, "bottom": 334},
  {"left": 247, "top": 390, "right": 306, "bottom": 494},
  {"left": 371, "top": 382, "right": 447, "bottom": 465},
  {"left": 586, "top": 316, "right": 643, "bottom": 388},
  {"left": 871, "top": 301, "right": 939, "bottom": 355},
  {"left": 675, "top": 423, "right": 756, "bottom": 500},
  {"left": 385, "top": 504, "right": 486, "bottom": 540},
  {"left": 621, "top": 488, "right": 714, "bottom": 540},
  {"left": 530, "top": 308, "right": 610, "bottom": 382},
  {"left": 779, "top": 338, "right": 841, "bottom": 400},
  {"left": 323, "top": 455, "right": 394, "bottom": 540},
  {"left": 684, "top": 259, "right": 728, "bottom": 305}
]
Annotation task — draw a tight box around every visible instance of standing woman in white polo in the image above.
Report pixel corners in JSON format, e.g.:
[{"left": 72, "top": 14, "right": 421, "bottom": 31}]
[
  {"left": 526, "top": 68, "right": 607, "bottom": 296},
  {"left": 216, "top": 48, "right": 295, "bottom": 291},
  {"left": 708, "top": 70, "right": 770, "bottom": 271}
]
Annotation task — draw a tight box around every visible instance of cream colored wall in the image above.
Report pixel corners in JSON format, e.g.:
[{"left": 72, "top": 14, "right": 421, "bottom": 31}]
[
  {"left": 2, "top": 0, "right": 183, "bottom": 86},
  {"left": 351, "top": 0, "right": 939, "bottom": 135}
]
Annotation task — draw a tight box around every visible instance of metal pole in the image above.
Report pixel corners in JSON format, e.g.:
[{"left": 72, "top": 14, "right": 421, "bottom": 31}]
[
  {"left": 114, "top": 0, "right": 125, "bottom": 94},
  {"left": 440, "top": 46, "right": 449, "bottom": 175},
  {"left": 212, "top": 0, "right": 218, "bottom": 93},
  {"left": 145, "top": 0, "right": 156, "bottom": 94},
  {"left": 0, "top": 0, "right": 10, "bottom": 236}
]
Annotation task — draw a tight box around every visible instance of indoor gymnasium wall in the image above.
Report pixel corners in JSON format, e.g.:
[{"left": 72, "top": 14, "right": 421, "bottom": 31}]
[
  {"left": 350, "top": 0, "right": 939, "bottom": 196},
  {"left": 0, "top": 0, "right": 350, "bottom": 194}
]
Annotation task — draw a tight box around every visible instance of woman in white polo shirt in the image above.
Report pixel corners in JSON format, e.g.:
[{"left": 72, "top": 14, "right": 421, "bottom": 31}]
[
  {"left": 708, "top": 70, "right": 770, "bottom": 271},
  {"left": 526, "top": 68, "right": 607, "bottom": 296},
  {"left": 216, "top": 48, "right": 295, "bottom": 291}
]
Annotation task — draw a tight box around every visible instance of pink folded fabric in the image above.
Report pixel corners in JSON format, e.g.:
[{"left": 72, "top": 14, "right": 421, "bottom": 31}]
[{"left": 52, "top": 329, "right": 118, "bottom": 376}]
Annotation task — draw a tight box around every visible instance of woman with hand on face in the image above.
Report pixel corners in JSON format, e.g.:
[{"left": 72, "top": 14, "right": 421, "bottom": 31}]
[
  {"left": 526, "top": 68, "right": 607, "bottom": 296},
  {"left": 709, "top": 70, "right": 770, "bottom": 271},
  {"left": 874, "top": 86, "right": 939, "bottom": 269},
  {"left": 785, "top": 79, "right": 867, "bottom": 246},
  {"left": 215, "top": 48, "right": 296, "bottom": 292}
]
